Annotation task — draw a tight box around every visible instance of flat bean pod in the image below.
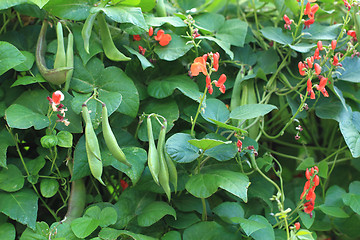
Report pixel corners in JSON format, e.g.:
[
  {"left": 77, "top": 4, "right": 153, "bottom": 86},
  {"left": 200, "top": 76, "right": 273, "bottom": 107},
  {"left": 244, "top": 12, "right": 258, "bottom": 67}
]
[
  {"left": 82, "top": 12, "right": 98, "bottom": 54},
  {"left": 157, "top": 120, "right": 171, "bottom": 201},
  {"left": 147, "top": 116, "right": 160, "bottom": 185},
  {"left": 54, "top": 21, "right": 66, "bottom": 69}
]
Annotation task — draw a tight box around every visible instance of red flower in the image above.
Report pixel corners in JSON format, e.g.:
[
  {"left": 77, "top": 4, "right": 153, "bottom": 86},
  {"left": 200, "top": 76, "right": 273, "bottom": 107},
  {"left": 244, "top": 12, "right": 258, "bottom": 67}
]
[
  {"left": 307, "top": 57, "right": 314, "bottom": 69},
  {"left": 154, "top": 29, "right": 172, "bottom": 46},
  {"left": 206, "top": 75, "right": 213, "bottom": 94},
  {"left": 347, "top": 30, "right": 357, "bottom": 41},
  {"left": 304, "top": 18, "right": 315, "bottom": 29},
  {"left": 304, "top": 200, "right": 315, "bottom": 216},
  {"left": 331, "top": 40, "right": 337, "bottom": 50},
  {"left": 332, "top": 55, "right": 341, "bottom": 66},
  {"left": 237, "top": 140, "right": 242, "bottom": 152},
  {"left": 343, "top": 0, "right": 351, "bottom": 11},
  {"left": 317, "top": 41, "right": 323, "bottom": 51},
  {"left": 305, "top": 168, "right": 311, "bottom": 180},
  {"left": 148, "top": 26, "right": 153, "bottom": 37},
  {"left": 214, "top": 74, "right": 227, "bottom": 93},
  {"left": 314, "top": 63, "right": 321, "bottom": 75},
  {"left": 190, "top": 57, "right": 208, "bottom": 76},
  {"left": 47, "top": 90, "right": 65, "bottom": 112},
  {"left": 138, "top": 45, "right": 146, "bottom": 56},
  {"left": 120, "top": 179, "right": 129, "bottom": 190},
  {"left": 213, "top": 52, "right": 220, "bottom": 71},
  {"left": 317, "top": 76, "right": 328, "bottom": 91},
  {"left": 310, "top": 89, "right": 315, "bottom": 99},
  {"left": 295, "top": 222, "right": 301, "bottom": 230},
  {"left": 133, "top": 35, "right": 141, "bottom": 41},
  {"left": 314, "top": 48, "right": 321, "bottom": 60},
  {"left": 298, "top": 61, "right": 306, "bottom": 76},
  {"left": 304, "top": 3, "right": 319, "bottom": 19},
  {"left": 283, "top": 14, "right": 293, "bottom": 30}
]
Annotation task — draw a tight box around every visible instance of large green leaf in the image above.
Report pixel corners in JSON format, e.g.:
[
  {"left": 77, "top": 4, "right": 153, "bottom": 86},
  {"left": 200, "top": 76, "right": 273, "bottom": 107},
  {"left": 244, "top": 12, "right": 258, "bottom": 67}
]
[
  {"left": 188, "top": 138, "right": 231, "bottom": 151},
  {"left": 0, "top": 189, "right": 38, "bottom": 230},
  {"left": 137, "top": 201, "right": 176, "bottom": 227},
  {"left": 230, "top": 217, "right": 267, "bottom": 236},
  {"left": 44, "top": 0, "right": 96, "bottom": 20},
  {"left": 147, "top": 75, "right": 202, "bottom": 103},
  {"left": 166, "top": 212, "right": 200, "bottom": 229},
  {"left": 215, "top": 19, "right": 248, "bottom": 47},
  {"left": 336, "top": 57, "right": 360, "bottom": 83},
  {"left": 197, "top": 36, "right": 233, "bottom": 59},
  {"left": 343, "top": 181, "right": 360, "bottom": 214},
  {"left": 40, "top": 179, "right": 59, "bottom": 198},
  {"left": 230, "top": 104, "right": 278, "bottom": 120},
  {"left": 0, "top": 0, "right": 27, "bottom": 10},
  {"left": 183, "top": 221, "right": 239, "bottom": 240},
  {"left": 93, "top": 6, "right": 148, "bottom": 30},
  {"left": 185, "top": 169, "right": 249, "bottom": 202},
  {"left": 166, "top": 133, "right": 200, "bottom": 163},
  {"left": 318, "top": 205, "right": 349, "bottom": 218},
  {"left": 201, "top": 98, "right": 229, "bottom": 123},
  {"left": 145, "top": 16, "right": 186, "bottom": 27},
  {"left": 213, "top": 202, "right": 244, "bottom": 223},
  {"left": 302, "top": 23, "right": 342, "bottom": 40},
  {"left": 103, "top": 147, "right": 147, "bottom": 185},
  {"left": 72, "top": 135, "right": 91, "bottom": 181},
  {"left": 137, "top": 98, "right": 179, "bottom": 141},
  {"left": 99, "top": 207, "right": 118, "bottom": 228},
  {"left": 260, "top": 27, "right": 292, "bottom": 45},
  {"left": 5, "top": 89, "right": 49, "bottom": 130},
  {"left": 194, "top": 13, "right": 225, "bottom": 32},
  {"left": 70, "top": 217, "right": 100, "bottom": 238},
  {"left": 99, "top": 228, "right": 157, "bottom": 240},
  {"left": 0, "top": 41, "right": 25, "bottom": 76},
  {"left": 249, "top": 215, "right": 275, "bottom": 240},
  {"left": 20, "top": 221, "right": 49, "bottom": 240},
  {"left": 0, "top": 165, "right": 24, "bottom": 192},
  {"left": 154, "top": 34, "right": 193, "bottom": 61},
  {"left": 202, "top": 134, "right": 237, "bottom": 162},
  {"left": 13, "top": 51, "right": 34, "bottom": 72},
  {"left": 162, "top": 231, "right": 181, "bottom": 240}
]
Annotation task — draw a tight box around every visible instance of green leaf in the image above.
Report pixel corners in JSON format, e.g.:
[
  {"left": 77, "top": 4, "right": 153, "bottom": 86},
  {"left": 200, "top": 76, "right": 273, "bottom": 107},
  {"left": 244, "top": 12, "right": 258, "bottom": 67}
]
[
  {"left": 324, "top": 185, "right": 346, "bottom": 207},
  {"left": 137, "top": 201, "right": 176, "bottom": 227},
  {"left": 339, "top": 109, "right": 360, "bottom": 158},
  {"left": 201, "top": 98, "right": 229, "bottom": 123},
  {"left": 13, "top": 51, "right": 34, "bottom": 72},
  {"left": 261, "top": 27, "right": 292, "bottom": 45},
  {"left": 104, "top": 147, "right": 147, "bottom": 185},
  {"left": 202, "top": 133, "right": 237, "bottom": 161},
  {"left": 49, "top": 221, "right": 78, "bottom": 240},
  {"left": 183, "top": 221, "right": 239, "bottom": 240},
  {"left": 318, "top": 160, "right": 328, "bottom": 178},
  {"left": 207, "top": 118, "right": 247, "bottom": 133},
  {"left": 318, "top": 205, "right": 349, "bottom": 218},
  {"left": 298, "top": 210, "right": 315, "bottom": 229},
  {"left": 0, "top": 223, "right": 15, "bottom": 240},
  {"left": 296, "top": 157, "right": 315, "bottom": 171},
  {"left": 336, "top": 57, "right": 360, "bottom": 83},
  {"left": 0, "top": 165, "right": 24, "bottom": 192},
  {"left": 166, "top": 133, "right": 200, "bottom": 163},
  {"left": 194, "top": 13, "right": 225, "bottom": 32},
  {"left": 343, "top": 181, "right": 360, "bottom": 214},
  {"left": 249, "top": 215, "right": 275, "bottom": 240},
  {"left": 0, "top": 130, "right": 15, "bottom": 168},
  {"left": 43, "top": 0, "right": 95, "bottom": 20},
  {"left": 303, "top": 23, "right": 342, "bottom": 40},
  {"left": 5, "top": 89, "right": 49, "bottom": 130},
  {"left": 99, "top": 228, "right": 157, "bottom": 240},
  {"left": 99, "top": 207, "right": 118, "bottom": 228},
  {"left": 289, "top": 43, "right": 316, "bottom": 53},
  {"left": 137, "top": 98, "right": 179, "bottom": 141},
  {"left": 72, "top": 135, "right": 91, "bottom": 181},
  {"left": 40, "top": 179, "right": 59, "bottom": 198},
  {"left": 0, "top": 0, "right": 27, "bottom": 10},
  {"left": 215, "top": 19, "right": 248, "bottom": 47},
  {"left": 188, "top": 138, "right": 231, "bottom": 151},
  {"left": 185, "top": 169, "right": 249, "bottom": 202},
  {"left": 213, "top": 202, "right": 244, "bottom": 223},
  {"left": 138, "top": 0, "right": 156, "bottom": 12},
  {"left": 147, "top": 75, "right": 202, "bottom": 103},
  {"left": 230, "top": 217, "right": 267, "bottom": 236},
  {"left": 0, "top": 189, "right": 38, "bottom": 230},
  {"left": 145, "top": 16, "right": 186, "bottom": 27},
  {"left": 93, "top": 6, "right": 148, "bottom": 30},
  {"left": 70, "top": 217, "right": 100, "bottom": 238},
  {"left": 230, "top": 104, "right": 278, "bottom": 120},
  {"left": 296, "top": 229, "right": 315, "bottom": 240},
  {"left": 29, "top": 0, "right": 49, "bottom": 8},
  {"left": 154, "top": 34, "right": 193, "bottom": 61},
  {"left": 197, "top": 36, "right": 233, "bottom": 59},
  {"left": 57, "top": 131, "right": 73, "bottom": 148},
  {"left": 11, "top": 75, "right": 46, "bottom": 87},
  {"left": 20, "top": 221, "right": 49, "bottom": 240},
  {"left": 166, "top": 212, "right": 200, "bottom": 229},
  {"left": 161, "top": 231, "right": 181, "bottom": 240},
  {"left": 124, "top": 45, "right": 154, "bottom": 70},
  {"left": 0, "top": 41, "right": 25, "bottom": 76}
]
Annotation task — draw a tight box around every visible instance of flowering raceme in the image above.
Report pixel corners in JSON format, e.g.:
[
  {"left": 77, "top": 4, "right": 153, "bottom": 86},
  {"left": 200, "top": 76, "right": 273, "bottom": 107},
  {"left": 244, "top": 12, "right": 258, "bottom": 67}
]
[
  {"left": 300, "top": 166, "right": 319, "bottom": 217},
  {"left": 190, "top": 52, "right": 227, "bottom": 95},
  {"left": 47, "top": 91, "right": 70, "bottom": 126}
]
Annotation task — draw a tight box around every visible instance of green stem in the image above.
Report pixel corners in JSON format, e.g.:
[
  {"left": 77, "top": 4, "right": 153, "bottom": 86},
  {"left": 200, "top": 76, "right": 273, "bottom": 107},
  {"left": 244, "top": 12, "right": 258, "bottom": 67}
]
[{"left": 191, "top": 87, "right": 208, "bottom": 137}]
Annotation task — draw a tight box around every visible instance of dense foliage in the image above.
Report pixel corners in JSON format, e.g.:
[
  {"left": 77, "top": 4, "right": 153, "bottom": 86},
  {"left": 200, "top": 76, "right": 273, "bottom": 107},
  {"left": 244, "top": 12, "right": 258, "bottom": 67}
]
[{"left": 0, "top": 0, "right": 360, "bottom": 239}]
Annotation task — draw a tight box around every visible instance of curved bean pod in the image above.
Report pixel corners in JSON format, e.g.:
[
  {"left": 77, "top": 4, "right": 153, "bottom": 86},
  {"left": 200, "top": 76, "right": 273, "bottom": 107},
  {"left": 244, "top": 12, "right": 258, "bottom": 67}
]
[
  {"left": 54, "top": 21, "right": 66, "bottom": 69},
  {"left": 82, "top": 12, "right": 98, "bottom": 54},
  {"left": 157, "top": 120, "right": 171, "bottom": 201},
  {"left": 102, "top": 104, "right": 131, "bottom": 167},
  {"left": 147, "top": 116, "right": 160, "bottom": 185}
]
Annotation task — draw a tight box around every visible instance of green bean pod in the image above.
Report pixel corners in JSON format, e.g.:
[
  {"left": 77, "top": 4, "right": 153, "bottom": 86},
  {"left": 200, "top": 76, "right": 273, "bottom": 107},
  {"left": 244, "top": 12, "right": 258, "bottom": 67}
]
[
  {"left": 156, "top": 0, "right": 167, "bottom": 17},
  {"left": 97, "top": 14, "right": 131, "bottom": 62},
  {"left": 147, "top": 116, "right": 160, "bottom": 185},
  {"left": 163, "top": 122, "right": 177, "bottom": 193},
  {"left": 35, "top": 20, "right": 72, "bottom": 85},
  {"left": 102, "top": 104, "right": 131, "bottom": 167},
  {"left": 355, "top": 13, "right": 360, "bottom": 44},
  {"left": 82, "top": 104, "right": 105, "bottom": 185},
  {"left": 82, "top": 12, "right": 98, "bottom": 54},
  {"left": 157, "top": 120, "right": 171, "bottom": 201},
  {"left": 64, "top": 29, "right": 74, "bottom": 92},
  {"left": 54, "top": 21, "right": 66, "bottom": 69}
]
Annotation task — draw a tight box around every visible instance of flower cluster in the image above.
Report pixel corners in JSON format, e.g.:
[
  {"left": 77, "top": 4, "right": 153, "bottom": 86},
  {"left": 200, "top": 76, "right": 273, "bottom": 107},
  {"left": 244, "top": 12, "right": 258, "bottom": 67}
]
[
  {"left": 47, "top": 90, "right": 70, "bottom": 126},
  {"left": 190, "top": 52, "right": 227, "bottom": 95},
  {"left": 300, "top": 166, "right": 319, "bottom": 217},
  {"left": 343, "top": 0, "right": 352, "bottom": 11},
  {"left": 303, "top": 1, "right": 319, "bottom": 28},
  {"left": 283, "top": 15, "right": 293, "bottom": 30},
  {"left": 133, "top": 26, "right": 172, "bottom": 56}
]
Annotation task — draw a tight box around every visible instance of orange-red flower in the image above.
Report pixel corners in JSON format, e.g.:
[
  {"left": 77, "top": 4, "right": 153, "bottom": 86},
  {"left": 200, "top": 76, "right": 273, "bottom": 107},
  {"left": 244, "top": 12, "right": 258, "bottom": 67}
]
[
  {"left": 300, "top": 167, "right": 319, "bottom": 217},
  {"left": 298, "top": 61, "right": 306, "bottom": 76},
  {"left": 120, "top": 179, "right": 128, "bottom": 190},
  {"left": 133, "top": 35, "right": 141, "bottom": 41},
  {"left": 214, "top": 74, "right": 227, "bottom": 93},
  {"left": 190, "top": 57, "right": 208, "bottom": 76},
  {"left": 206, "top": 75, "right": 213, "bottom": 94},
  {"left": 213, "top": 52, "right": 220, "bottom": 71},
  {"left": 138, "top": 45, "right": 146, "bottom": 56},
  {"left": 331, "top": 40, "right": 337, "bottom": 50},
  {"left": 304, "top": 18, "right": 315, "bottom": 29},
  {"left": 317, "top": 41, "right": 323, "bottom": 51},
  {"left": 148, "top": 26, "right": 153, "bottom": 37},
  {"left": 347, "top": 30, "right": 357, "bottom": 41},
  {"left": 314, "top": 63, "right": 321, "bottom": 75},
  {"left": 154, "top": 29, "right": 172, "bottom": 46},
  {"left": 283, "top": 14, "right": 293, "bottom": 30},
  {"left": 314, "top": 48, "right": 321, "bottom": 60},
  {"left": 295, "top": 222, "right": 301, "bottom": 230}
]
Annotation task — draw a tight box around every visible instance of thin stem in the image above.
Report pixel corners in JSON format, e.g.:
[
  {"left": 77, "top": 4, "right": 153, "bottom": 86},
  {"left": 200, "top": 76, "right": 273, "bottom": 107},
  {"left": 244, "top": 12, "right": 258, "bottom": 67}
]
[{"left": 191, "top": 87, "right": 207, "bottom": 137}]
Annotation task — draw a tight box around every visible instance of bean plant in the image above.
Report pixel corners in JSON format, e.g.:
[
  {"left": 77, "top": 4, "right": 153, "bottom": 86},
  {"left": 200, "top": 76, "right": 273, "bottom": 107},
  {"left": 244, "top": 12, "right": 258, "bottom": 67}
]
[{"left": 0, "top": 0, "right": 360, "bottom": 239}]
